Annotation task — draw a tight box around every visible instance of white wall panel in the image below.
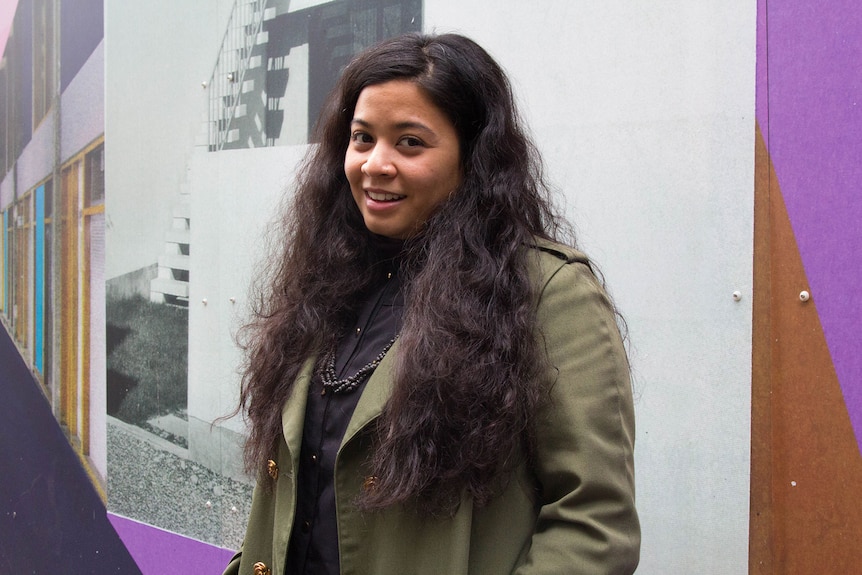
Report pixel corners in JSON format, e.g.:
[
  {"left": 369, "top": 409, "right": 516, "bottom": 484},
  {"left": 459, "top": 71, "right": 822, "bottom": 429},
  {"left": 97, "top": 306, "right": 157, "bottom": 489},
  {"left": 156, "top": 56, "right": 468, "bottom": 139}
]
[
  {"left": 425, "top": 3, "right": 756, "bottom": 572},
  {"left": 187, "top": 143, "right": 306, "bottom": 472}
]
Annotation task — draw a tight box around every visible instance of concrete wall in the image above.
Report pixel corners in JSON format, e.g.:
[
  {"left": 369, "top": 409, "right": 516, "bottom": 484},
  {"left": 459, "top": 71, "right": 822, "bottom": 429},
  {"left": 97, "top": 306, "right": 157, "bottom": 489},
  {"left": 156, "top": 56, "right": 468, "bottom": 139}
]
[{"left": 186, "top": 143, "right": 307, "bottom": 476}]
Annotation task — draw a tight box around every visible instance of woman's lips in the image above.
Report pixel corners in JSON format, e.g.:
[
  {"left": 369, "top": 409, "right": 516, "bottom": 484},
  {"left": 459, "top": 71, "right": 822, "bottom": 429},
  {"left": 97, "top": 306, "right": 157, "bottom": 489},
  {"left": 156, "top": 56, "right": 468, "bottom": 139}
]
[{"left": 366, "top": 189, "right": 406, "bottom": 202}]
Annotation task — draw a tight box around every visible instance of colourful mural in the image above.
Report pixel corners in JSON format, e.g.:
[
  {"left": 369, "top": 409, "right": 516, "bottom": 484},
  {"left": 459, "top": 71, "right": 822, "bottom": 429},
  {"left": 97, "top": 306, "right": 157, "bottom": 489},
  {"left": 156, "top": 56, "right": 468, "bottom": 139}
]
[{"left": 3, "top": 0, "right": 861, "bottom": 572}]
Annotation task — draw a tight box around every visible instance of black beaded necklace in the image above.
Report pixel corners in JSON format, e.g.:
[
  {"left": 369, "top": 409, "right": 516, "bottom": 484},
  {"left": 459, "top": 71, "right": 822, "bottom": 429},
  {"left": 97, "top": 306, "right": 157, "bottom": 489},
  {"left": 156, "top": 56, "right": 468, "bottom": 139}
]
[{"left": 319, "top": 335, "right": 398, "bottom": 395}]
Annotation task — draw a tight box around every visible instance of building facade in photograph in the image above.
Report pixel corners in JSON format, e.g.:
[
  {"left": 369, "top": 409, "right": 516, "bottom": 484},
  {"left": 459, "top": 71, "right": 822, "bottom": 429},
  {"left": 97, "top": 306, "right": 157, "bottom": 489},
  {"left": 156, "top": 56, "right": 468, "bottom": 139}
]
[{"left": 0, "top": 0, "right": 106, "bottom": 482}]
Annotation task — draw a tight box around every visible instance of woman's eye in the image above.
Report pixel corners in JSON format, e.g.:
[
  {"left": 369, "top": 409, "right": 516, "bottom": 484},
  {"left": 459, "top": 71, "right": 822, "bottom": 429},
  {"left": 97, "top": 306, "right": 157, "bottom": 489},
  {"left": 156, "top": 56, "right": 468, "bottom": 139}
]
[
  {"left": 399, "top": 136, "right": 423, "bottom": 148},
  {"left": 351, "top": 132, "right": 372, "bottom": 144}
]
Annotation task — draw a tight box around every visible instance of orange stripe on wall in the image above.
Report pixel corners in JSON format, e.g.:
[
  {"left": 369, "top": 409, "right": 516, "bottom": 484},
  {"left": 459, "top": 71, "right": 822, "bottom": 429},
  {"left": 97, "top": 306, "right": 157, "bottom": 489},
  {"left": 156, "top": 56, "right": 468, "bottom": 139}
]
[{"left": 750, "top": 123, "right": 862, "bottom": 573}]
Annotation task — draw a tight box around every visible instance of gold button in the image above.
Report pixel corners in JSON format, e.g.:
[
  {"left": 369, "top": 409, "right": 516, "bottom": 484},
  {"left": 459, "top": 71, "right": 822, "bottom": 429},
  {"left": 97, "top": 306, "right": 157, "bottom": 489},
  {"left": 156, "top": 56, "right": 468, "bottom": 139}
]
[
  {"left": 266, "top": 459, "right": 278, "bottom": 480},
  {"left": 253, "top": 562, "right": 271, "bottom": 575},
  {"left": 362, "top": 475, "right": 378, "bottom": 491}
]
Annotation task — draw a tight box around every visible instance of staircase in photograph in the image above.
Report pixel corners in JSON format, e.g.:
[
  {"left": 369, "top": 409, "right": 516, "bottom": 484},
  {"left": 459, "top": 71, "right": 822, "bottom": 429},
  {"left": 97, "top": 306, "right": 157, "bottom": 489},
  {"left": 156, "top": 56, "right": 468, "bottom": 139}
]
[
  {"left": 149, "top": 196, "right": 190, "bottom": 307},
  {"left": 207, "top": 0, "right": 273, "bottom": 150}
]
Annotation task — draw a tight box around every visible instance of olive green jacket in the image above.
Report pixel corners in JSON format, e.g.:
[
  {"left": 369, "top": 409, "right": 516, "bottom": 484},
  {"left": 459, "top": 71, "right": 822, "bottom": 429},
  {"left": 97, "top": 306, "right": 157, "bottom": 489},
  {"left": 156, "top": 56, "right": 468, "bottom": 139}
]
[{"left": 224, "top": 241, "right": 640, "bottom": 575}]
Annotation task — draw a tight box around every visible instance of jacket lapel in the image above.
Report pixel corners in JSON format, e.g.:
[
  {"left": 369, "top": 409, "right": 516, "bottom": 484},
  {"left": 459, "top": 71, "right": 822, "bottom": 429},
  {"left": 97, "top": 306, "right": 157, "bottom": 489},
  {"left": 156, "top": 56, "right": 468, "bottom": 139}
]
[
  {"left": 341, "top": 340, "right": 399, "bottom": 448},
  {"left": 281, "top": 356, "right": 315, "bottom": 465}
]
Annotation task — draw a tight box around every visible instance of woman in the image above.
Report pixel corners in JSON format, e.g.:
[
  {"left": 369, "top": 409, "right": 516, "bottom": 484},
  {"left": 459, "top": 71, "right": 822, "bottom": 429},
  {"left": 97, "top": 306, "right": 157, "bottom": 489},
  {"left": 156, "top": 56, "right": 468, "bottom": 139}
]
[{"left": 225, "top": 33, "right": 639, "bottom": 575}]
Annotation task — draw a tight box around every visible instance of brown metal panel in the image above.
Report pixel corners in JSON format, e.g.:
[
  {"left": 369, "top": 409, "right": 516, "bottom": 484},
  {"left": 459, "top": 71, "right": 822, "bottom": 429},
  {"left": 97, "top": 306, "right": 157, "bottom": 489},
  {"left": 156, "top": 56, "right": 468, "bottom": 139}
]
[
  {"left": 750, "top": 125, "right": 862, "bottom": 573},
  {"left": 750, "top": 123, "right": 774, "bottom": 574}
]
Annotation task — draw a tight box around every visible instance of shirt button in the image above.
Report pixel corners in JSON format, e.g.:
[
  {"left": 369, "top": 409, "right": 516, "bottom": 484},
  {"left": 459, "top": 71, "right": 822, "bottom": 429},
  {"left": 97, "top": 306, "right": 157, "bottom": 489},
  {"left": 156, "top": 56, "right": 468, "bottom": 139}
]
[
  {"left": 311, "top": 454, "right": 318, "bottom": 463},
  {"left": 302, "top": 520, "right": 311, "bottom": 533},
  {"left": 355, "top": 327, "right": 361, "bottom": 335}
]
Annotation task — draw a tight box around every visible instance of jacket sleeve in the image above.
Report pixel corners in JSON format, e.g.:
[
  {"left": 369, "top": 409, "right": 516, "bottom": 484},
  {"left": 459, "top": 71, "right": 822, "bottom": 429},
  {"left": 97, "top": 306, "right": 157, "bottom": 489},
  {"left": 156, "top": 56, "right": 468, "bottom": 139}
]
[{"left": 515, "top": 258, "right": 640, "bottom": 575}]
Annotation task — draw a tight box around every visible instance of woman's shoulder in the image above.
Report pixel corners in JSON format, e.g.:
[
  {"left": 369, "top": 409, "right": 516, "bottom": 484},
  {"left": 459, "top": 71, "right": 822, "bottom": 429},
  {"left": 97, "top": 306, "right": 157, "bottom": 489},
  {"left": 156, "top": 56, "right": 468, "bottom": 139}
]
[
  {"left": 525, "top": 237, "right": 592, "bottom": 283},
  {"left": 524, "top": 237, "right": 615, "bottom": 317},
  {"left": 526, "top": 236, "right": 586, "bottom": 260}
]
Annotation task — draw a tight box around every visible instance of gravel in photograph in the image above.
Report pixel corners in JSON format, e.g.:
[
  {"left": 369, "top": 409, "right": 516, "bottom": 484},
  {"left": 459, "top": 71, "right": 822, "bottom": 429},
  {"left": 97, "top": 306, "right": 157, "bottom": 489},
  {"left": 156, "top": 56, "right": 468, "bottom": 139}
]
[{"left": 107, "top": 419, "right": 253, "bottom": 550}]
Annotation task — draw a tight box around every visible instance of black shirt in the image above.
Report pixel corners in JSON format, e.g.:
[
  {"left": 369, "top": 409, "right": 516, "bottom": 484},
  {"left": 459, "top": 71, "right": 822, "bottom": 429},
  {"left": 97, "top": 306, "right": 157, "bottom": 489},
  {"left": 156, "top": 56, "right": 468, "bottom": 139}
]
[{"left": 286, "top": 245, "right": 404, "bottom": 575}]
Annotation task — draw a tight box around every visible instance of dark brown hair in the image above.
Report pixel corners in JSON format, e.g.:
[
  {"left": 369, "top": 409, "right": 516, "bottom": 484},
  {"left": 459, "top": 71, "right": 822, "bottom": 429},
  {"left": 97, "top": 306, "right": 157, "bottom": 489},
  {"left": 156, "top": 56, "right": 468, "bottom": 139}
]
[{"left": 238, "top": 32, "right": 570, "bottom": 515}]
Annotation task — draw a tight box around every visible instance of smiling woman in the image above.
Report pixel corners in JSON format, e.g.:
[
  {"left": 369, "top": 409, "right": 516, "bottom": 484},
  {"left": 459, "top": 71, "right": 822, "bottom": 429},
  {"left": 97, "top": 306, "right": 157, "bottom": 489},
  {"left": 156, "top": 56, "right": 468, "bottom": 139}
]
[
  {"left": 225, "top": 32, "right": 639, "bottom": 575},
  {"left": 345, "top": 80, "right": 462, "bottom": 239}
]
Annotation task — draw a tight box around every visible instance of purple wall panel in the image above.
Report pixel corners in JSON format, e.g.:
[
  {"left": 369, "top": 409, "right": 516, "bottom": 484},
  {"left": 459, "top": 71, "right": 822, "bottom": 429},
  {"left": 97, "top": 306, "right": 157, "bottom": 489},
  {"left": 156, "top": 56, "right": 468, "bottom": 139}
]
[
  {"left": 109, "top": 513, "right": 235, "bottom": 575},
  {"left": 755, "top": 0, "right": 768, "bottom": 137},
  {"left": 757, "top": 0, "right": 862, "bottom": 451}
]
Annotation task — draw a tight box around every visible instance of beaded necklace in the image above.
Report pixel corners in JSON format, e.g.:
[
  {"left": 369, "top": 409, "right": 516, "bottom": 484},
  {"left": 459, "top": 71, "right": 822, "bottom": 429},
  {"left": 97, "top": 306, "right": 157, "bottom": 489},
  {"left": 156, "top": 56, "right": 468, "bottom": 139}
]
[{"left": 319, "top": 335, "right": 398, "bottom": 395}]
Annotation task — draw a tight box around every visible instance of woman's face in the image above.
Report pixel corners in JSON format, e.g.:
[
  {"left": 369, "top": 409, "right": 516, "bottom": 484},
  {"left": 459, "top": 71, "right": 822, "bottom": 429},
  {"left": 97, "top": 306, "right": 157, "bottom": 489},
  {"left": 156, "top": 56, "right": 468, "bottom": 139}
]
[{"left": 344, "top": 79, "right": 461, "bottom": 240}]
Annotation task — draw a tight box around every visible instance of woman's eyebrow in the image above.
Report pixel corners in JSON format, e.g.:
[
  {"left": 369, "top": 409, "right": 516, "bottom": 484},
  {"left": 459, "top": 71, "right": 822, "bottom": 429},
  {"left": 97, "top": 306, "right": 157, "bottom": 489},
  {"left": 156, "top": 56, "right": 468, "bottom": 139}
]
[
  {"left": 393, "top": 120, "right": 434, "bottom": 134},
  {"left": 351, "top": 118, "right": 435, "bottom": 135}
]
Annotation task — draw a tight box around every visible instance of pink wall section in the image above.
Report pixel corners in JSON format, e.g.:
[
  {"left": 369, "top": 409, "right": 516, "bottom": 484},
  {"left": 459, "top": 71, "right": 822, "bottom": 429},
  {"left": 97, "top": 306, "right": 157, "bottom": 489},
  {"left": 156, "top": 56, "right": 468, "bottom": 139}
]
[{"left": 0, "top": 0, "right": 19, "bottom": 60}]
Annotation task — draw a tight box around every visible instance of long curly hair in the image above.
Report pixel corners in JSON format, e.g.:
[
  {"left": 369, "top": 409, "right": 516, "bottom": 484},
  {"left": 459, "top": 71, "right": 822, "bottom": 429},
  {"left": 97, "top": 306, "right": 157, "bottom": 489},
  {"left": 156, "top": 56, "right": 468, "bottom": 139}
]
[{"left": 238, "top": 32, "right": 571, "bottom": 515}]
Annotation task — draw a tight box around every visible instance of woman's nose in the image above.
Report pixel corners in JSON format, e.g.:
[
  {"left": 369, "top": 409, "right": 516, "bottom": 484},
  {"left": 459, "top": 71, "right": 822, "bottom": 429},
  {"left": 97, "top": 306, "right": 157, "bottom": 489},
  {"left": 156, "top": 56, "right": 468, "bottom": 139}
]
[{"left": 361, "top": 145, "right": 395, "bottom": 177}]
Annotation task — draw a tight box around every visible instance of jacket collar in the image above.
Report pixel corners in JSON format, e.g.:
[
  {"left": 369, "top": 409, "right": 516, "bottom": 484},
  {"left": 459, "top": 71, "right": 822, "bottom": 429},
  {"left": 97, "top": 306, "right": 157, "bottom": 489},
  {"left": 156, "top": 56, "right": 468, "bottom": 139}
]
[
  {"left": 281, "top": 357, "right": 314, "bottom": 466},
  {"left": 280, "top": 342, "right": 399, "bottom": 461},
  {"left": 342, "top": 339, "right": 399, "bottom": 447}
]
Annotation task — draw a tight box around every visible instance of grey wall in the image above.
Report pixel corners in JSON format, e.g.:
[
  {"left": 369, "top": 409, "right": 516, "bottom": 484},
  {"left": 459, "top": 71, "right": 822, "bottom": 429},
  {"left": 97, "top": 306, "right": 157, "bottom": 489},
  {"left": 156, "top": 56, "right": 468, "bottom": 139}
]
[{"left": 423, "top": 3, "right": 756, "bottom": 573}]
